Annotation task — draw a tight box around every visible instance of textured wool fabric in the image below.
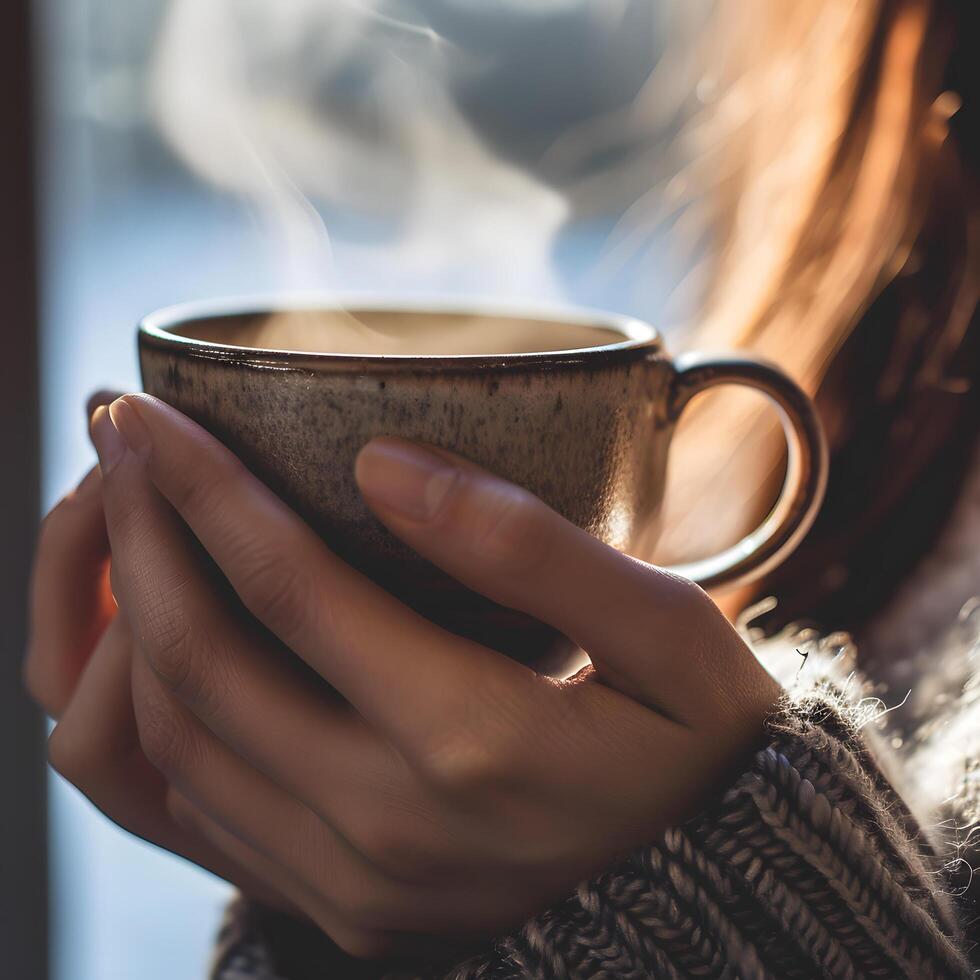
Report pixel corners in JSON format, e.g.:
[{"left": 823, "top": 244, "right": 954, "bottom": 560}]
[{"left": 208, "top": 688, "right": 973, "bottom": 980}]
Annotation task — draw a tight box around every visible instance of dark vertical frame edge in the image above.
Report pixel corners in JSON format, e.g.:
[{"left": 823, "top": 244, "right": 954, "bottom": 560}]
[{"left": 0, "top": 1, "right": 47, "bottom": 978}]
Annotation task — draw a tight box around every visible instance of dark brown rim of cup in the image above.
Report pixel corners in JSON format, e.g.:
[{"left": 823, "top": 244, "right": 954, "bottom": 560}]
[{"left": 138, "top": 294, "right": 663, "bottom": 373}]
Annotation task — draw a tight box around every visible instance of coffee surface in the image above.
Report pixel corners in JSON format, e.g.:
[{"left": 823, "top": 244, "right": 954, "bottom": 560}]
[{"left": 172, "top": 309, "right": 625, "bottom": 356}]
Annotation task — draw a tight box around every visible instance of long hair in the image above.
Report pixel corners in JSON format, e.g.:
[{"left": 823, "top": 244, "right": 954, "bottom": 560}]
[
  {"left": 699, "top": 0, "right": 966, "bottom": 383},
  {"left": 655, "top": 0, "right": 978, "bottom": 649}
]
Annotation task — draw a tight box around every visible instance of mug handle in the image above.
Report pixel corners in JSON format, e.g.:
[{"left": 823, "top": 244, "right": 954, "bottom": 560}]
[{"left": 662, "top": 353, "right": 829, "bottom": 591}]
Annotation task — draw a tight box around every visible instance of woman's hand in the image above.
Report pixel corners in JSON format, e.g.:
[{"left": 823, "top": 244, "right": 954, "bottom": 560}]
[
  {"left": 22, "top": 394, "right": 294, "bottom": 913},
  {"left": 41, "top": 393, "right": 780, "bottom": 960}
]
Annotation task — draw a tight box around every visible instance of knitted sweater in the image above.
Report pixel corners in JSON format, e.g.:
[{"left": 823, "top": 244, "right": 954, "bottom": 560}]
[{"left": 207, "top": 679, "right": 974, "bottom": 980}]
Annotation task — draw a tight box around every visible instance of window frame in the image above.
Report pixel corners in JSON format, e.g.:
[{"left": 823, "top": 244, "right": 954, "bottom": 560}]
[{"left": 0, "top": 2, "right": 47, "bottom": 978}]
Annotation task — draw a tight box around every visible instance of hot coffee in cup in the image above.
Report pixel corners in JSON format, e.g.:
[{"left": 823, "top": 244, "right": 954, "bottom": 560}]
[{"left": 139, "top": 297, "right": 826, "bottom": 664}]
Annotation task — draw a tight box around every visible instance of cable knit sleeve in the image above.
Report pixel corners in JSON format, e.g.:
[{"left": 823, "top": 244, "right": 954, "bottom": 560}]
[{"left": 208, "top": 689, "right": 972, "bottom": 980}]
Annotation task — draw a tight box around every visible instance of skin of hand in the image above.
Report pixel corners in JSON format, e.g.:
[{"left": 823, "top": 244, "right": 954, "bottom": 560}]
[
  {"left": 26, "top": 392, "right": 781, "bottom": 961},
  {"left": 23, "top": 392, "right": 295, "bottom": 913}
]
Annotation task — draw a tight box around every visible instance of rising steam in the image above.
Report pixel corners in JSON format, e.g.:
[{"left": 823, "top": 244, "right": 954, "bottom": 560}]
[{"left": 151, "top": 0, "right": 577, "bottom": 298}]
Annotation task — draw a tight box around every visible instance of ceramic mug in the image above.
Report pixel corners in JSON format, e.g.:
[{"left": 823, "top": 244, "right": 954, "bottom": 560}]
[{"left": 139, "top": 296, "right": 827, "bottom": 664}]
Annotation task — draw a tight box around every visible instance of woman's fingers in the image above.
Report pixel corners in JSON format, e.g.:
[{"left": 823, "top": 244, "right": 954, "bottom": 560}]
[
  {"left": 48, "top": 617, "right": 147, "bottom": 817},
  {"left": 88, "top": 402, "right": 566, "bottom": 937},
  {"left": 163, "top": 788, "right": 400, "bottom": 962},
  {"left": 355, "top": 438, "right": 780, "bottom": 726},
  {"left": 167, "top": 786, "right": 476, "bottom": 965},
  {"left": 89, "top": 405, "right": 408, "bottom": 841},
  {"left": 46, "top": 618, "right": 289, "bottom": 909},
  {"left": 24, "top": 465, "right": 113, "bottom": 718},
  {"left": 164, "top": 788, "right": 468, "bottom": 963},
  {"left": 129, "top": 654, "right": 482, "bottom": 951},
  {"left": 96, "top": 395, "right": 528, "bottom": 751},
  {"left": 24, "top": 390, "right": 122, "bottom": 718},
  {"left": 136, "top": 652, "right": 546, "bottom": 953},
  {"left": 128, "top": 653, "right": 362, "bottom": 911},
  {"left": 86, "top": 388, "right": 125, "bottom": 421}
]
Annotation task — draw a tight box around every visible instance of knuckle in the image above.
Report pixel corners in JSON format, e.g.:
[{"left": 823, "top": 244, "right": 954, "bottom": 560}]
[
  {"left": 169, "top": 455, "right": 237, "bottom": 521},
  {"left": 141, "top": 613, "right": 197, "bottom": 694},
  {"left": 235, "top": 547, "right": 312, "bottom": 639},
  {"left": 416, "top": 682, "right": 534, "bottom": 795},
  {"left": 145, "top": 617, "right": 236, "bottom": 720},
  {"left": 418, "top": 730, "right": 506, "bottom": 795},
  {"left": 650, "top": 567, "right": 725, "bottom": 632},
  {"left": 101, "top": 476, "right": 145, "bottom": 533},
  {"left": 464, "top": 481, "right": 555, "bottom": 575},
  {"left": 133, "top": 689, "right": 192, "bottom": 776},
  {"left": 654, "top": 567, "right": 714, "bottom": 611}
]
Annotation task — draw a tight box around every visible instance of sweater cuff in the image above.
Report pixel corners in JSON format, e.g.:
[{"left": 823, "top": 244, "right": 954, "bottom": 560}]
[
  {"left": 606, "top": 695, "right": 971, "bottom": 979},
  {"left": 210, "top": 697, "right": 972, "bottom": 980}
]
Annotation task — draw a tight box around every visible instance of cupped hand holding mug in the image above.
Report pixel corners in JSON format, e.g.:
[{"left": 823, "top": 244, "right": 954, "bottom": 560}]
[
  {"left": 24, "top": 301, "right": 825, "bottom": 960},
  {"left": 29, "top": 393, "right": 778, "bottom": 959}
]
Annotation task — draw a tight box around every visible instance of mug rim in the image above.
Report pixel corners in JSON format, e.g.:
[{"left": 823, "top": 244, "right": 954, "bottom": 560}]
[{"left": 139, "top": 293, "right": 662, "bottom": 370}]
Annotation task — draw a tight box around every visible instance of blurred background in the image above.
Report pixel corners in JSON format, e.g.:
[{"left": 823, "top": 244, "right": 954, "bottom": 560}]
[{"left": 9, "top": 2, "right": 709, "bottom": 978}]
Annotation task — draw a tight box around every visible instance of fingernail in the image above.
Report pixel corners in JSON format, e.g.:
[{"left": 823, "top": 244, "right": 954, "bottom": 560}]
[
  {"left": 355, "top": 440, "right": 460, "bottom": 522},
  {"left": 86, "top": 388, "right": 124, "bottom": 420},
  {"left": 109, "top": 397, "right": 151, "bottom": 457},
  {"left": 90, "top": 406, "right": 126, "bottom": 475}
]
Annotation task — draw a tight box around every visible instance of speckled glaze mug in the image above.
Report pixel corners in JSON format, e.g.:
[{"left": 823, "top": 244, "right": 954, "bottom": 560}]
[{"left": 139, "top": 296, "right": 827, "bottom": 665}]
